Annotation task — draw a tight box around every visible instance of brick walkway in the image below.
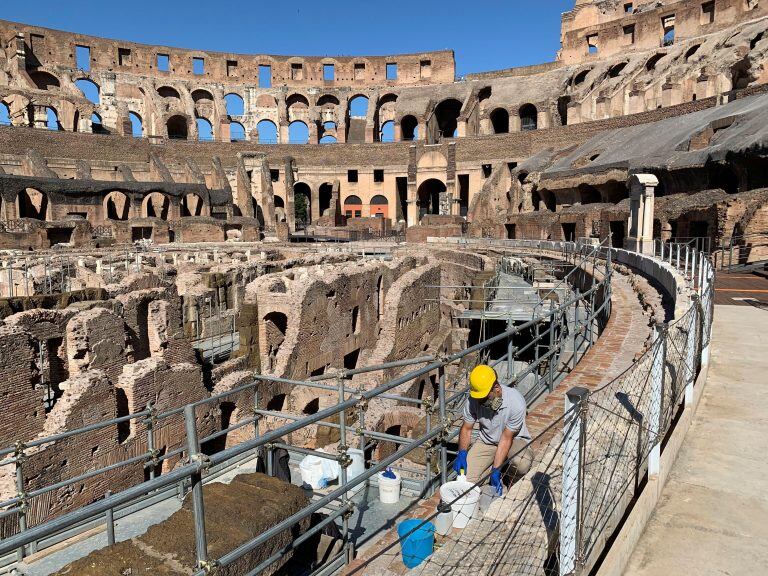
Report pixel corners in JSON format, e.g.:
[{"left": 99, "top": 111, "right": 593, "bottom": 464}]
[{"left": 343, "top": 268, "right": 654, "bottom": 575}]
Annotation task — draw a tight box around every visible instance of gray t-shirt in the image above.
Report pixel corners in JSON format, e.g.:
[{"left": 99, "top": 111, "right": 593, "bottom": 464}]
[{"left": 462, "top": 385, "right": 531, "bottom": 445}]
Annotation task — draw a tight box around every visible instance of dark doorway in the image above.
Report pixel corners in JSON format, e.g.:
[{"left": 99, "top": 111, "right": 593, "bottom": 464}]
[
  {"left": 458, "top": 174, "right": 470, "bottom": 217},
  {"left": 562, "top": 223, "right": 576, "bottom": 241},
  {"left": 396, "top": 177, "right": 408, "bottom": 221},
  {"left": 609, "top": 221, "right": 625, "bottom": 247},
  {"left": 417, "top": 179, "right": 446, "bottom": 219},
  {"left": 505, "top": 224, "right": 516, "bottom": 239}
]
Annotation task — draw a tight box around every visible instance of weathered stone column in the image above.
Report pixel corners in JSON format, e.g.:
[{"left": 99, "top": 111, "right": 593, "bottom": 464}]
[{"left": 624, "top": 173, "right": 657, "bottom": 255}]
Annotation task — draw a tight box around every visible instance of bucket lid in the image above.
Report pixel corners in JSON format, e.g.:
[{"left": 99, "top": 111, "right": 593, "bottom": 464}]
[{"left": 437, "top": 501, "right": 452, "bottom": 514}]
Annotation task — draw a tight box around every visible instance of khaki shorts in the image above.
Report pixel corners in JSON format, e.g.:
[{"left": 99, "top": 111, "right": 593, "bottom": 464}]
[{"left": 465, "top": 437, "right": 534, "bottom": 484}]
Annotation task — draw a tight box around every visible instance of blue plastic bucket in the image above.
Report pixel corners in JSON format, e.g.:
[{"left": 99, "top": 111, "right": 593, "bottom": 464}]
[{"left": 397, "top": 519, "right": 435, "bottom": 569}]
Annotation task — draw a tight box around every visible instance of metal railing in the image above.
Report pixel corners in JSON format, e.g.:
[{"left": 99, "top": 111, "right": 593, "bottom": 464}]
[
  {"left": 0, "top": 241, "right": 610, "bottom": 575},
  {"left": 0, "top": 239, "right": 714, "bottom": 576},
  {"left": 709, "top": 234, "right": 768, "bottom": 273}
]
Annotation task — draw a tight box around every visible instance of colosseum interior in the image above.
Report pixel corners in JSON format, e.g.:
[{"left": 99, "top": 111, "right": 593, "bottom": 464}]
[{"left": 0, "top": 0, "right": 766, "bottom": 575}]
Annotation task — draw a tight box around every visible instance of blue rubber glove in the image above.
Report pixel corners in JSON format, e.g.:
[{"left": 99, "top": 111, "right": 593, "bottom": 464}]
[
  {"left": 453, "top": 450, "right": 468, "bottom": 476},
  {"left": 490, "top": 467, "right": 503, "bottom": 496}
]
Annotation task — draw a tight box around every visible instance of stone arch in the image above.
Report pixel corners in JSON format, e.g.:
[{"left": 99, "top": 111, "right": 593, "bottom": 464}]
[
  {"left": 608, "top": 62, "right": 628, "bottom": 78},
  {"left": 572, "top": 69, "right": 591, "bottom": 86},
  {"left": 224, "top": 93, "right": 244, "bottom": 116},
  {"left": 230, "top": 121, "right": 245, "bottom": 142},
  {"left": 75, "top": 78, "right": 100, "bottom": 104},
  {"left": 142, "top": 192, "right": 170, "bottom": 219},
  {"left": 434, "top": 98, "right": 462, "bottom": 138},
  {"left": 196, "top": 117, "right": 213, "bottom": 141},
  {"left": 157, "top": 86, "right": 181, "bottom": 99},
  {"left": 319, "top": 183, "right": 334, "bottom": 216},
  {"left": 0, "top": 101, "right": 10, "bottom": 125},
  {"left": 129, "top": 111, "right": 143, "bottom": 137},
  {"left": 263, "top": 311, "right": 288, "bottom": 365},
  {"left": 400, "top": 115, "right": 418, "bottom": 141},
  {"left": 417, "top": 150, "right": 448, "bottom": 171},
  {"left": 180, "top": 193, "right": 205, "bottom": 217},
  {"left": 288, "top": 120, "right": 308, "bottom": 144},
  {"left": 376, "top": 93, "right": 398, "bottom": 138},
  {"left": 45, "top": 106, "right": 62, "bottom": 131},
  {"left": 104, "top": 191, "right": 130, "bottom": 220},
  {"left": 519, "top": 104, "right": 538, "bottom": 131},
  {"left": 166, "top": 114, "right": 189, "bottom": 139},
  {"left": 490, "top": 107, "right": 509, "bottom": 134},
  {"left": 348, "top": 94, "right": 369, "bottom": 118},
  {"left": 379, "top": 120, "right": 395, "bottom": 142},
  {"left": 293, "top": 181, "right": 312, "bottom": 225},
  {"left": 417, "top": 179, "right": 446, "bottom": 218},
  {"left": 17, "top": 188, "right": 48, "bottom": 220},
  {"left": 255, "top": 94, "right": 277, "bottom": 107},
  {"left": 344, "top": 195, "right": 363, "bottom": 218},
  {"left": 645, "top": 53, "right": 666, "bottom": 71},
  {"left": 370, "top": 194, "right": 389, "bottom": 218},
  {"left": 257, "top": 119, "right": 278, "bottom": 143},
  {"left": 29, "top": 70, "right": 60, "bottom": 90},
  {"left": 578, "top": 184, "right": 602, "bottom": 204}
]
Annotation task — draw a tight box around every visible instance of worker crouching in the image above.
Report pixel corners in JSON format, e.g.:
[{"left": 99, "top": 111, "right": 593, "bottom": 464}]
[{"left": 453, "top": 364, "right": 534, "bottom": 495}]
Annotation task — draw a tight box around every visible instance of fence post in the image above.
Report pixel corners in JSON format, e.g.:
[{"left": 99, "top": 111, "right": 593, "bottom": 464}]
[
  {"left": 648, "top": 322, "right": 666, "bottom": 477},
  {"left": 183, "top": 404, "right": 210, "bottom": 571},
  {"left": 438, "top": 364, "right": 448, "bottom": 486},
  {"left": 105, "top": 490, "right": 116, "bottom": 546},
  {"left": 685, "top": 296, "right": 700, "bottom": 407},
  {"left": 560, "top": 386, "right": 588, "bottom": 576},
  {"left": 14, "top": 442, "right": 27, "bottom": 561}
]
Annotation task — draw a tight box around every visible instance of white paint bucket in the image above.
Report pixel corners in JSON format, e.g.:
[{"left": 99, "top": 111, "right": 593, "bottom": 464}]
[
  {"left": 347, "top": 449, "right": 365, "bottom": 493},
  {"left": 378, "top": 471, "right": 402, "bottom": 504},
  {"left": 439, "top": 478, "right": 480, "bottom": 529}
]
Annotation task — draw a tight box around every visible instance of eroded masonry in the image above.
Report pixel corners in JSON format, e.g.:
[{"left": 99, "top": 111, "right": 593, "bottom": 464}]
[{"left": 0, "top": 1, "right": 765, "bottom": 575}]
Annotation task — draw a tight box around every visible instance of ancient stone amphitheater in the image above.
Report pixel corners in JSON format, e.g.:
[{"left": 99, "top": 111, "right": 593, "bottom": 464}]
[{"left": 0, "top": 1, "right": 765, "bottom": 575}]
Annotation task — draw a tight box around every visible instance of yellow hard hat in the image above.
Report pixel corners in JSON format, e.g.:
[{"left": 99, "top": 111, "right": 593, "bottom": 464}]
[{"left": 469, "top": 365, "right": 497, "bottom": 399}]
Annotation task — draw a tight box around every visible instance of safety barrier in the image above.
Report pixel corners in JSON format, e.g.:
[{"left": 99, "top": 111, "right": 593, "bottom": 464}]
[{"left": 0, "top": 239, "right": 713, "bottom": 576}]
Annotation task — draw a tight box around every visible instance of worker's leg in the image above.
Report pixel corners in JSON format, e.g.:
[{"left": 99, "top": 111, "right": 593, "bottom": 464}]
[
  {"left": 465, "top": 441, "right": 496, "bottom": 484},
  {"left": 502, "top": 437, "right": 534, "bottom": 478}
]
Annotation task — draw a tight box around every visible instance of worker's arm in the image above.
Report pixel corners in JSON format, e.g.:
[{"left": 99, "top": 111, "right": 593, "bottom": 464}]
[
  {"left": 458, "top": 421, "right": 474, "bottom": 452},
  {"left": 493, "top": 428, "right": 516, "bottom": 470}
]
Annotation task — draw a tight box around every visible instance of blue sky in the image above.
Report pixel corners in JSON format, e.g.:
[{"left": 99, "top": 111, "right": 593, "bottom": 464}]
[{"left": 3, "top": 0, "right": 575, "bottom": 77}]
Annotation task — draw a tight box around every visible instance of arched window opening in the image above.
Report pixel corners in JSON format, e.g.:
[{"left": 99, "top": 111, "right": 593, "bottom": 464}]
[
  {"left": 91, "top": 113, "right": 107, "bottom": 134},
  {"left": 29, "top": 71, "right": 60, "bottom": 90},
  {"left": 646, "top": 53, "right": 665, "bottom": 71},
  {"left": 166, "top": 115, "right": 188, "bottom": 139},
  {"left": 289, "top": 121, "right": 308, "bottom": 144},
  {"left": 266, "top": 393, "right": 286, "bottom": 412},
  {"left": 401, "top": 115, "right": 418, "bottom": 141},
  {"left": 196, "top": 118, "right": 213, "bottom": 141},
  {"left": 319, "top": 135, "right": 337, "bottom": 144},
  {"left": 181, "top": 193, "right": 204, "bottom": 217},
  {"left": 323, "top": 121, "right": 337, "bottom": 132},
  {"left": 129, "top": 112, "right": 143, "bottom": 137},
  {"left": 143, "top": 192, "right": 169, "bottom": 219},
  {"left": 45, "top": 107, "right": 61, "bottom": 131},
  {"left": 573, "top": 69, "right": 590, "bottom": 86},
  {"left": 303, "top": 398, "right": 320, "bottom": 415},
  {"left": 344, "top": 195, "right": 363, "bottom": 219},
  {"left": 224, "top": 93, "right": 244, "bottom": 117},
  {"left": 157, "top": 86, "right": 180, "bottom": 99},
  {"left": 293, "top": 182, "right": 311, "bottom": 226},
  {"left": 490, "top": 108, "right": 509, "bottom": 134},
  {"left": 685, "top": 44, "right": 701, "bottom": 61},
  {"left": 0, "top": 102, "right": 10, "bottom": 126},
  {"left": 370, "top": 194, "right": 389, "bottom": 218},
  {"left": 349, "top": 95, "right": 369, "bottom": 118},
  {"left": 191, "top": 89, "right": 214, "bottom": 104},
  {"left": 319, "top": 183, "right": 333, "bottom": 216},
  {"left": 230, "top": 121, "right": 245, "bottom": 142},
  {"left": 519, "top": 104, "right": 538, "bottom": 131},
  {"left": 578, "top": 184, "right": 602, "bottom": 204},
  {"left": 105, "top": 191, "right": 130, "bottom": 220},
  {"left": 434, "top": 99, "right": 462, "bottom": 138},
  {"left": 75, "top": 78, "right": 100, "bottom": 104},
  {"left": 417, "top": 179, "right": 446, "bottom": 219},
  {"left": 18, "top": 188, "right": 48, "bottom": 220},
  {"left": 608, "top": 62, "right": 627, "bottom": 78},
  {"left": 380, "top": 120, "right": 395, "bottom": 142},
  {"left": 257, "top": 119, "right": 278, "bottom": 144}
]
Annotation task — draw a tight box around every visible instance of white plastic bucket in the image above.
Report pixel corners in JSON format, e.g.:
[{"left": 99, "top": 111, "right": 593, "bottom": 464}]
[
  {"left": 299, "top": 456, "right": 326, "bottom": 490},
  {"left": 378, "top": 471, "right": 402, "bottom": 504},
  {"left": 439, "top": 478, "right": 480, "bottom": 529},
  {"left": 347, "top": 449, "right": 365, "bottom": 493}
]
